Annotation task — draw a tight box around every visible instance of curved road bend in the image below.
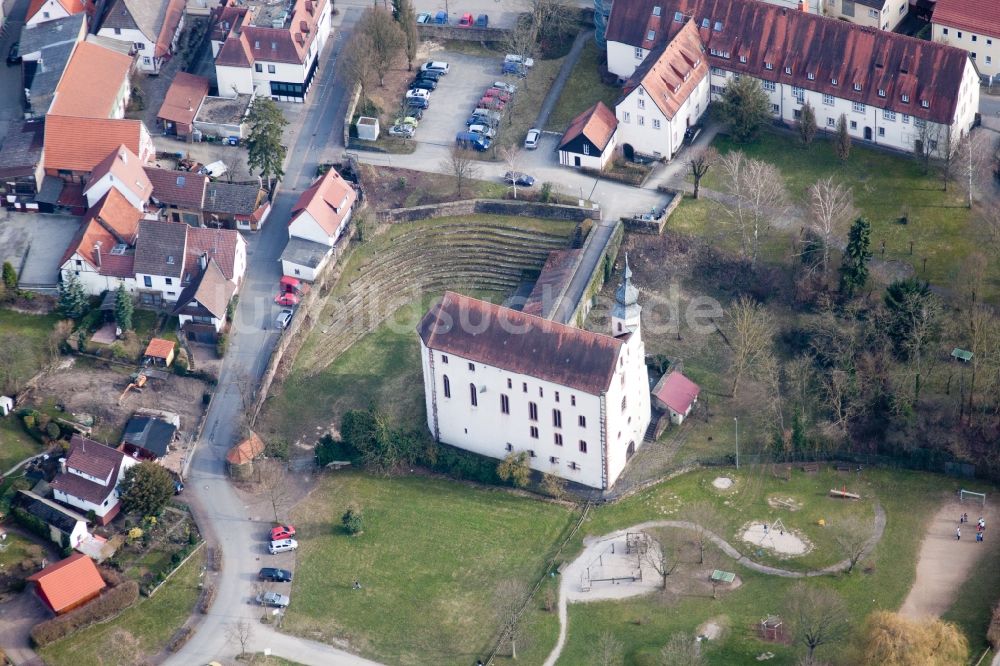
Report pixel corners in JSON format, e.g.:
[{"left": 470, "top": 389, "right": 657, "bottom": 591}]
[{"left": 168, "top": 5, "right": 384, "bottom": 664}]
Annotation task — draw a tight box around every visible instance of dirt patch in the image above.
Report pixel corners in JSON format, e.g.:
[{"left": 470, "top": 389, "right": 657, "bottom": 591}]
[
  {"left": 698, "top": 617, "right": 727, "bottom": 640},
  {"left": 767, "top": 495, "right": 803, "bottom": 511},
  {"left": 712, "top": 476, "right": 734, "bottom": 490},
  {"left": 27, "top": 359, "right": 208, "bottom": 446},
  {"left": 740, "top": 520, "right": 811, "bottom": 557}
]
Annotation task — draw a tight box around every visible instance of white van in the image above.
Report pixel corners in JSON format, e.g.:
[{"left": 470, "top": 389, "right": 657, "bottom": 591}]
[
  {"left": 268, "top": 538, "right": 298, "bottom": 554},
  {"left": 199, "top": 160, "right": 228, "bottom": 179}
]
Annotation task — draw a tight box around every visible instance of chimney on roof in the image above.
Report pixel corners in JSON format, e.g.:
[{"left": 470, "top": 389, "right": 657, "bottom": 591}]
[
  {"left": 93, "top": 241, "right": 102, "bottom": 268},
  {"left": 187, "top": 98, "right": 193, "bottom": 112},
  {"left": 199, "top": 252, "right": 208, "bottom": 271},
  {"left": 59, "top": 457, "right": 66, "bottom": 474},
  {"left": 305, "top": 0, "right": 314, "bottom": 15},
  {"left": 798, "top": 0, "right": 808, "bottom": 12},
  {"left": 295, "top": 32, "right": 304, "bottom": 45}
]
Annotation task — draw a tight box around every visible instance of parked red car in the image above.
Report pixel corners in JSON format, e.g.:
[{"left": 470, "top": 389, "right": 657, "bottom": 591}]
[
  {"left": 274, "top": 293, "right": 300, "bottom": 306},
  {"left": 458, "top": 12, "right": 474, "bottom": 26},
  {"left": 270, "top": 524, "right": 297, "bottom": 541},
  {"left": 478, "top": 96, "right": 506, "bottom": 110},
  {"left": 483, "top": 87, "right": 512, "bottom": 102}
]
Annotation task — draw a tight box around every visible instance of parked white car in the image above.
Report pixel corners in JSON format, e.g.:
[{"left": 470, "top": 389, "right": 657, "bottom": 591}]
[
  {"left": 388, "top": 124, "right": 415, "bottom": 138},
  {"left": 492, "top": 81, "right": 517, "bottom": 94},
  {"left": 468, "top": 124, "right": 495, "bottom": 139},
  {"left": 524, "top": 128, "right": 541, "bottom": 150},
  {"left": 405, "top": 88, "right": 431, "bottom": 100},
  {"left": 504, "top": 53, "right": 534, "bottom": 68},
  {"left": 420, "top": 61, "right": 450, "bottom": 74}
]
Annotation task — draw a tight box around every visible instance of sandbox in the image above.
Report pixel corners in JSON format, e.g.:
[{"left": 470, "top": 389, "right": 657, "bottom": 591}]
[{"left": 741, "top": 521, "right": 810, "bottom": 556}]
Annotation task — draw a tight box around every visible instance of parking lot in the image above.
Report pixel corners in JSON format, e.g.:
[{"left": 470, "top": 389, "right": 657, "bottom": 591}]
[{"left": 0, "top": 209, "right": 79, "bottom": 287}]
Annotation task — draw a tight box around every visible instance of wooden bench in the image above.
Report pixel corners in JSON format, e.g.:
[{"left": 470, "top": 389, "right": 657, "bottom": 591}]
[
  {"left": 835, "top": 463, "right": 853, "bottom": 472},
  {"left": 800, "top": 462, "right": 820, "bottom": 474}
]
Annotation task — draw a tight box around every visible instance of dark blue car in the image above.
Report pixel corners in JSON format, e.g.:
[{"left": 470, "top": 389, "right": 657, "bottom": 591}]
[
  {"left": 434, "top": 10, "right": 448, "bottom": 24},
  {"left": 502, "top": 61, "right": 527, "bottom": 77}
]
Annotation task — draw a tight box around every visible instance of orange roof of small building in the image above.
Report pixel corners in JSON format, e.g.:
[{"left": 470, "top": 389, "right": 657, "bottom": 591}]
[
  {"left": 49, "top": 41, "right": 133, "bottom": 118},
  {"left": 157, "top": 72, "right": 209, "bottom": 126},
  {"left": 26, "top": 0, "right": 89, "bottom": 23},
  {"left": 144, "top": 338, "right": 174, "bottom": 359},
  {"left": 226, "top": 432, "right": 265, "bottom": 465},
  {"left": 84, "top": 144, "right": 153, "bottom": 204},
  {"left": 559, "top": 101, "right": 618, "bottom": 152},
  {"left": 44, "top": 116, "right": 147, "bottom": 173},
  {"left": 932, "top": 0, "right": 1000, "bottom": 38},
  {"left": 27, "top": 553, "right": 106, "bottom": 614},
  {"left": 291, "top": 168, "right": 357, "bottom": 237}
]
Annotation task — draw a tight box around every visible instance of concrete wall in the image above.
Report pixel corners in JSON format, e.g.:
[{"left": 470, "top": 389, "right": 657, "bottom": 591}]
[
  {"left": 622, "top": 189, "right": 681, "bottom": 234},
  {"left": 416, "top": 24, "right": 511, "bottom": 43},
  {"left": 376, "top": 199, "right": 602, "bottom": 224}
]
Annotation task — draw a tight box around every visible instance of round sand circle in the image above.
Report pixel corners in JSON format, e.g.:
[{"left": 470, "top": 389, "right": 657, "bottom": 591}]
[
  {"left": 713, "top": 476, "right": 734, "bottom": 490},
  {"left": 741, "top": 522, "right": 809, "bottom": 556}
]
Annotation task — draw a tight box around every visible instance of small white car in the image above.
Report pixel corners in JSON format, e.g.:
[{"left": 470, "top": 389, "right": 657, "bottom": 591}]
[
  {"left": 524, "top": 128, "right": 541, "bottom": 150},
  {"left": 492, "top": 81, "right": 517, "bottom": 94},
  {"left": 388, "top": 124, "right": 415, "bottom": 138},
  {"left": 468, "top": 124, "right": 495, "bottom": 139},
  {"left": 275, "top": 309, "right": 293, "bottom": 330},
  {"left": 420, "top": 61, "right": 450, "bottom": 75},
  {"left": 268, "top": 538, "right": 298, "bottom": 554},
  {"left": 199, "top": 160, "right": 228, "bottom": 178},
  {"left": 405, "top": 88, "right": 431, "bottom": 100},
  {"left": 504, "top": 54, "right": 534, "bottom": 68}
]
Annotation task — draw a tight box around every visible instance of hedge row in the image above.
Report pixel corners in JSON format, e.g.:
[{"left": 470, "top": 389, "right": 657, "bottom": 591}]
[
  {"left": 198, "top": 583, "right": 216, "bottom": 614},
  {"left": 166, "top": 625, "right": 193, "bottom": 652},
  {"left": 30, "top": 581, "right": 139, "bottom": 647}
]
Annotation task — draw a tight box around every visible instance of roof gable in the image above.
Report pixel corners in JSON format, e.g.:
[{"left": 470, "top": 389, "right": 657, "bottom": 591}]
[
  {"left": 85, "top": 145, "right": 152, "bottom": 203},
  {"left": 59, "top": 189, "right": 142, "bottom": 271},
  {"left": 157, "top": 72, "right": 209, "bottom": 126},
  {"left": 418, "top": 292, "right": 623, "bottom": 395},
  {"left": 172, "top": 257, "right": 235, "bottom": 319},
  {"left": 121, "top": 415, "right": 176, "bottom": 457},
  {"left": 102, "top": 0, "right": 184, "bottom": 56},
  {"left": 185, "top": 227, "right": 241, "bottom": 281},
  {"left": 26, "top": 0, "right": 89, "bottom": 22},
  {"left": 653, "top": 370, "right": 700, "bottom": 414},
  {"left": 64, "top": 433, "right": 124, "bottom": 481},
  {"left": 43, "top": 116, "right": 146, "bottom": 173},
  {"left": 27, "top": 553, "right": 106, "bottom": 614},
  {"left": 49, "top": 41, "right": 132, "bottom": 118},
  {"left": 291, "top": 168, "right": 357, "bottom": 237},
  {"left": 133, "top": 219, "right": 187, "bottom": 278},
  {"left": 559, "top": 101, "right": 619, "bottom": 151},
  {"left": 625, "top": 20, "right": 709, "bottom": 120},
  {"left": 144, "top": 167, "right": 208, "bottom": 209}
]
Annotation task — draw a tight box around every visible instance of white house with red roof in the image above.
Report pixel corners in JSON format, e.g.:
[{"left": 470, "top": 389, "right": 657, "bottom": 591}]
[
  {"left": 417, "top": 261, "right": 651, "bottom": 491},
  {"left": 558, "top": 101, "right": 619, "bottom": 170},
  {"left": 59, "top": 188, "right": 142, "bottom": 295},
  {"left": 213, "top": 0, "right": 333, "bottom": 102},
  {"left": 25, "top": 0, "right": 89, "bottom": 27},
  {"left": 932, "top": 0, "right": 1000, "bottom": 78},
  {"left": 652, "top": 370, "right": 701, "bottom": 425},
  {"left": 82, "top": 145, "right": 152, "bottom": 209},
  {"left": 282, "top": 167, "right": 356, "bottom": 280},
  {"left": 51, "top": 434, "right": 138, "bottom": 525},
  {"left": 96, "top": 0, "right": 185, "bottom": 73}
]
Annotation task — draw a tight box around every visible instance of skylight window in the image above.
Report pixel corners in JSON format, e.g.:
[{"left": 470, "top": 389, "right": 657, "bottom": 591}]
[
  {"left": 647, "top": 30, "right": 655, "bottom": 40},
  {"left": 674, "top": 11, "right": 684, "bottom": 22},
  {"left": 854, "top": 83, "right": 862, "bottom": 91},
  {"left": 701, "top": 17, "right": 709, "bottom": 28},
  {"left": 713, "top": 21, "right": 723, "bottom": 31},
  {"left": 921, "top": 100, "right": 929, "bottom": 108},
  {"left": 652, "top": 5, "right": 661, "bottom": 16}
]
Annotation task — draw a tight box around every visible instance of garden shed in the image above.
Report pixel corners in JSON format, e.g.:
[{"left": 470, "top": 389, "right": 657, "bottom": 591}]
[{"left": 226, "top": 432, "right": 265, "bottom": 480}]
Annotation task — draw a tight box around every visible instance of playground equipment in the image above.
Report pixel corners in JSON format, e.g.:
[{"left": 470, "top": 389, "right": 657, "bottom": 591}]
[
  {"left": 118, "top": 372, "right": 147, "bottom": 405},
  {"left": 758, "top": 615, "right": 784, "bottom": 642},
  {"left": 829, "top": 486, "right": 861, "bottom": 500},
  {"left": 626, "top": 532, "right": 649, "bottom": 555},
  {"left": 959, "top": 489, "right": 987, "bottom": 506},
  {"left": 580, "top": 534, "right": 645, "bottom": 592},
  {"left": 756, "top": 518, "right": 786, "bottom": 547}
]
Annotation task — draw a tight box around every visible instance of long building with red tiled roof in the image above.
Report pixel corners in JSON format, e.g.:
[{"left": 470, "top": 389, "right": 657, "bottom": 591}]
[
  {"left": 605, "top": 0, "right": 978, "bottom": 158},
  {"left": 932, "top": 0, "right": 1000, "bottom": 78},
  {"left": 212, "top": 0, "right": 333, "bottom": 102}
]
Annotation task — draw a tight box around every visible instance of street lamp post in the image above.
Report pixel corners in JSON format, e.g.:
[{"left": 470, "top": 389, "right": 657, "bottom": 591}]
[{"left": 734, "top": 417, "right": 739, "bottom": 470}]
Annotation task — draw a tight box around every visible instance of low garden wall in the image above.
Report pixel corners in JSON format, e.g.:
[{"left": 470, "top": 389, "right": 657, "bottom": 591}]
[
  {"left": 376, "top": 199, "right": 602, "bottom": 224},
  {"left": 416, "top": 24, "right": 511, "bottom": 42},
  {"left": 621, "top": 188, "right": 683, "bottom": 234}
]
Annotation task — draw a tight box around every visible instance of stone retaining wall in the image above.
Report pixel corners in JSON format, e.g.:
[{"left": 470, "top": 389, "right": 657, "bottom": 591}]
[{"left": 376, "top": 199, "right": 601, "bottom": 224}]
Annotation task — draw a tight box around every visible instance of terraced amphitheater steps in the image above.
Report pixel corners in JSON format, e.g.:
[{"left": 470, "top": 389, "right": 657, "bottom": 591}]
[{"left": 296, "top": 217, "right": 576, "bottom": 374}]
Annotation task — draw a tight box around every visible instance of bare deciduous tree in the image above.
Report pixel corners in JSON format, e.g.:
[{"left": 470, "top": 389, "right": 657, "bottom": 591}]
[
  {"left": 785, "top": 583, "right": 851, "bottom": 662},
  {"left": 495, "top": 579, "right": 529, "bottom": 659},
  {"left": 660, "top": 632, "right": 704, "bottom": 666},
  {"left": 718, "top": 151, "right": 790, "bottom": 268},
  {"left": 642, "top": 529, "right": 679, "bottom": 589},
  {"left": 685, "top": 501, "right": 720, "bottom": 564},
  {"left": 596, "top": 631, "right": 624, "bottom": 666},
  {"left": 823, "top": 369, "right": 857, "bottom": 440},
  {"left": 688, "top": 146, "right": 717, "bottom": 200},
  {"left": 727, "top": 295, "right": 776, "bottom": 397},
  {"left": 342, "top": 32, "right": 377, "bottom": 105},
  {"left": 967, "top": 304, "right": 998, "bottom": 424},
  {"left": 862, "top": 611, "right": 969, "bottom": 666},
  {"left": 358, "top": 8, "right": 405, "bottom": 87},
  {"left": 394, "top": 0, "right": 419, "bottom": 71},
  {"left": 256, "top": 459, "right": 291, "bottom": 523},
  {"left": 443, "top": 147, "right": 479, "bottom": 197},
  {"left": 501, "top": 146, "right": 523, "bottom": 199},
  {"left": 914, "top": 121, "right": 942, "bottom": 175},
  {"left": 226, "top": 619, "right": 253, "bottom": 658},
  {"left": 902, "top": 291, "right": 942, "bottom": 406},
  {"left": 221, "top": 152, "right": 246, "bottom": 183},
  {"left": 833, "top": 514, "right": 872, "bottom": 573},
  {"left": 807, "top": 177, "right": 855, "bottom": 277}
]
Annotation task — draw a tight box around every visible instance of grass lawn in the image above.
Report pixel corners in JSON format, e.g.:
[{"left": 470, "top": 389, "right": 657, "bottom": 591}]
[
  {"left": 698, "top": 131, "right": 999, "bottom": 299},
  {"left": 554, "top": 468, "right": 989, "bottom": 665},
  {"left": 284, "top": 473, "right": 576, "bottom": 666},
  {"left": 0, "top": 309, "right": 61, "bottom": 394},
  {"left": 545, "top": 41, "right": 621, "bottom": 132},
  {"left": 38, "top": 550, "right": 204, "bottom": 666},
  {"left": 0, "top": 418, "right": 44, "bottom": 475}
]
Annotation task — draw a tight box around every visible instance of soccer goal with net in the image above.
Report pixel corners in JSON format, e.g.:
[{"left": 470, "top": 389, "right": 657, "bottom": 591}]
[{"left": 959, "top": 489, "right": 987, "bottom": 506}]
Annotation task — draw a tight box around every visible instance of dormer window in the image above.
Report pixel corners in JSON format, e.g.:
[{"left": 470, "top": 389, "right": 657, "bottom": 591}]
[
  {"left": 739, "top": 55, "right": 747, "bottom": 63},
  {"left": 271, "top": 42, "right": 277, "bottom": 49},
  {"left": 652, "top": 5, "right": 661, "bottom": 16},
  {"left": 901, "top": 94, "right": 910, "bottom": 103},
  {"left": 254, "top": 40, "right": 260, "bottom": 49},
  {"left": 784, "top": 66, "right": 791, "bottom": 74},
  {"left": 832, "top": 78, "right": 838, "bottom": 85},
  {"left": 713, "top": 21, "right": 723, "bottom": 31},
  {"left": 765, "top": 62, "right": 773, "bottom": 70},
  {"left": 673, "top": 11, "right": 684, "bottom": 21},
  {"left": 878, "top": 89, "right": 886, "bottom": 97},
  {"left": 701, "top": 17, "right": 709, "bottom": 28},
  {"left": 166, "top": 255, "right": 175, "bottom": 265},
  {"left": 921, "top": 100, "right": 929, "bottom": 108},
  {"left": 646, "top": 30, "right": 655, "bottom": 41},
  {"left": 853, "top": 83, "right": 861, "bottom": 91},
  {"left": 807, "top": 72, "right": 815, "bottom": 80}
]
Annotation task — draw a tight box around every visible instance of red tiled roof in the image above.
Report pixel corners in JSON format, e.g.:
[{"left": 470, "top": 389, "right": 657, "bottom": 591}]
[
  {"left": 49, "top": 41, "right": 132, "bottom": 118},
  {"left": 217, "top": 0, "right": 330, "bottom": 66},
  {"left": 185, "top": 227, "right": 241, "bottom": 281},
  {"left": 226, "top": 432, "right": 264, "bottom": 465},
  {"left": 44, "top": 116, "right": 147, "bottom": 173},
  {"left": 144, "top": 167, "right": 208, "bottom": 209},
  {"left": 59, "top": 189, "right": 142, "bottom": 271},
  {"left": 559, "top": 102, "right": 618, "bottom": 151},
  {"left": 932, "top": 0, "right": 1000, "bottom": 39},
  {"left": 154, "top": 0, "right": 185, "bottom": 58},
  {"left": 523, "top": 250, "right": 581, "bottom": 318},
  {"left": 291, "top": 168, "right": 357, "bottom": 238},
  {"left": 27, "top": 553, "right": 106, "bottom": 614},
  {"left": 215, "top": 31, "right": 253, "bottom": 67},
  {"left": 418, "top": 292, "right": 623, "bottom": 395},
  {"left": 84, "top": 145, "right": 153, "bottom": 204},
  {"left": 157, "top": 72, "right": 210, "bottom": 126},
  {"left": 607, "top": 0, "right": 971, "bottom": 125},
  {"left": 625, "top": 20, "right": 709, "bottom": 120},
  {"left": 653, "top": 370, "right": 700, "bottom": 415},
  {"left": 26, "top": 0, "right": 89, "bottom": 22},
  {"left": 144, "top": 337, "right": 174, "bottom": 359}
]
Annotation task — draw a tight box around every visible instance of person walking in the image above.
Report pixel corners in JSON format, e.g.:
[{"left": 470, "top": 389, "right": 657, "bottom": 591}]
[
  {"left": 956, "top": 527, "right": 961, "bottom": 540},
  {"left": 977, "top": 531, "right": 984, "bottom": 543},
  {"left": 353, "top": 580, "right": 362, "bottom": 590}
]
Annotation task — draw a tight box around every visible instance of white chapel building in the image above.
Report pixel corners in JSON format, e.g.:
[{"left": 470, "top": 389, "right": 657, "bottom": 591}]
[{"left": 417, "top": 263, "right": 651, "bottom": 490}]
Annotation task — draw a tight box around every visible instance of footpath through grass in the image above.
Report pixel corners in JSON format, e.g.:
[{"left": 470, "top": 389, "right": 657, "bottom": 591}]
[
  {"left": 555, "top": 468, "right": 977, "bottom": 665},
  {"left": 699, "top": 131, "right": 998, "bottom": 299},
  {"left": 284, "top": 473, "right": 576, "bottom": 666},
  {"left": 38, "top": 551, "right": 204, "bottom": 666},
  {"left": 545, "top": 42, "right": 621, "bottom": 132}
]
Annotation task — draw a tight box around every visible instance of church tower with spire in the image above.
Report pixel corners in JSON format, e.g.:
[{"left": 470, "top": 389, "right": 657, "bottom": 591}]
[{"left": 611, "top": 255, "right": 641, "bottom": 337}]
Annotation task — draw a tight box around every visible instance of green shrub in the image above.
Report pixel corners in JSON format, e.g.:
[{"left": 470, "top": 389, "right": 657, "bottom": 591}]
[
  {"left": 45, "top": 422, "right": 61, "bottom": 440},
  {"left": 13, "top": 507, "right": 51, "bottom": 541},
  {"left": 540, "top": 182, "right": 553, "bottom": 203},
  {"left": 216, "top": 334, "right": 228, "bottom": 357},
  {"left": 30, "top": 581, "right": 139, "bottom": 647},
  {"left": 167, "top": 625, "right": 193, "bottom": 652},
  {"left": 341, "top": 504, "right": 364, "bottom": 535}
]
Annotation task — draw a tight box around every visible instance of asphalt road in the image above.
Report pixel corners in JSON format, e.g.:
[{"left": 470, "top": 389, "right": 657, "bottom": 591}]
[{"left": 167, "top": 5, "right": 384, "bottom": 665}]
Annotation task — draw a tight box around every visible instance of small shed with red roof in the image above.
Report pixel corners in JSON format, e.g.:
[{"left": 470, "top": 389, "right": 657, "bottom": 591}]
[
  {"left": 652, "top": 370, "right": 700, "bottom": 425},
  {"left": 143, "top": 338, "right": 175, "bottom": 367},
  {"left": 27, "top": 553, "right": 107, "bottom": 615},
  {"left": 226, "top": 432, "right": 265, "bottom": 480}
]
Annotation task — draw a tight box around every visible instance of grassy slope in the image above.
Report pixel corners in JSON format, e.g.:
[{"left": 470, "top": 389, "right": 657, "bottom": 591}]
[
  {"left": 698, "top": 132, "right": 998, "bottom": 299},
  {"left": 545, "top": 42, "right": 621, "bottom": 132},
  {"left": 39, "top": 552, "right": 203, "bottom": 665},
  {"left": 284, "top": 474, "right": 575, "bottom": 666},
  {"left": 556, "top": 468, "right": 982, "bottom": 665}
]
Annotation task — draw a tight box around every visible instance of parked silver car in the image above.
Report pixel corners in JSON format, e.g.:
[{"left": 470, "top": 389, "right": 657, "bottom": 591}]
[{"left": 256, "top": 591, "right": 290, "bottom": 608}]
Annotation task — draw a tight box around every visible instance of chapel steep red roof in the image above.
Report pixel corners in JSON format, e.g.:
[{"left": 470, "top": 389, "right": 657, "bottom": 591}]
[{"left": 418, "top": 292, "right": 623, "bottom": 396}]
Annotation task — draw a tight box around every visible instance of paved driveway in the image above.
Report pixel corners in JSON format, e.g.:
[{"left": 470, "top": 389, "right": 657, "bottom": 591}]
[
  {"left": 411, "top": 51, "right": 505, "bottom": 147},
  {"left": 0, "top": 591, "right": 48, "bottom": 666},
  {"left": 0, "top": 210, "right": 79, "bottom": 288}
]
